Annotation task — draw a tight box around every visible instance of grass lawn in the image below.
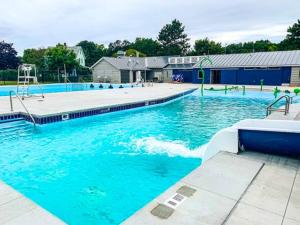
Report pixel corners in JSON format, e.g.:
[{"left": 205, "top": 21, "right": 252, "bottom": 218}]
[
  {"left": 0, "top": 81, "right": 60, "bottom": 86},
  {"left": 0, "top": 81, "right": 18, "bottom": 86}
]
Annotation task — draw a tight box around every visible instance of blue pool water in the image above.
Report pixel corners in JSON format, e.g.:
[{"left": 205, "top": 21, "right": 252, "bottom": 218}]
[
  {"left": 0, "top": 83, "right": 140, "bottom": 96},
  {"left": 0, "top": 90, "right": 277, "bottom": 224}
]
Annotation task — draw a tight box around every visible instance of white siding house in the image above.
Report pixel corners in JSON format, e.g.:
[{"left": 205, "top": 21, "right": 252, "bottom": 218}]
[{"left": 68, "top": 46, "right": 86, "bottom": 67}]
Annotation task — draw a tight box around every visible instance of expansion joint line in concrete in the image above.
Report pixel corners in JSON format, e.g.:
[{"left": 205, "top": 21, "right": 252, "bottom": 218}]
[
  {"left": 221, "top": 162, "right": 266, "bottom": 225},
  {"left": 280, "top": 163, "right": 300, "bottom": 225}
]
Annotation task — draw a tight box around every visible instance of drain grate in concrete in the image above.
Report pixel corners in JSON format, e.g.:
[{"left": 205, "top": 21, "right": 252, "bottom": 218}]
[
  {"left": 176, "top": 185, "right": 196, "bottom": 197},
  {"left": 150, "top": 186, "right": 197, "bottom": 219},
  {"left": 151, "top": 204, "right": 174, "bottom": 219},
  {"left": 164, "top": 193, "right": 187, "bottom": 209}
]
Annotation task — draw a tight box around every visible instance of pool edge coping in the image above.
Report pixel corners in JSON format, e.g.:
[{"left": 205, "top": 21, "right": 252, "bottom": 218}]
[{"left": 0, "top": 88, "right": 198, "bottom": 125}]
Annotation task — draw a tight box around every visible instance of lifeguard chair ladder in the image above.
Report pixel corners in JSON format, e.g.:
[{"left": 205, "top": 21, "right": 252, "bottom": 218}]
[{"left": 17, "top": 64, "right": 44, "bottom": 100}]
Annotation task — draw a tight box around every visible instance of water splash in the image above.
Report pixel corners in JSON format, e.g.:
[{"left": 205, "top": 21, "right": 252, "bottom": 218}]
[{"left": 134, "top": 137, "right": 204, "bottom": 158}]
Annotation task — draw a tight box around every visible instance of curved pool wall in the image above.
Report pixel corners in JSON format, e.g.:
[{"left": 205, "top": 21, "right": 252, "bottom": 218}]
[
  {"left": 0, "top": 90, "right": 280, "bottom": 225},
  {"left": 238, "top": 119, "right": 300, "bottom": 157},
  {"left": 0, "top": 83, "right": 141, "bottom": 96},
  {"left": 201, "top": 119, "right": 300, "bottom": 160}
]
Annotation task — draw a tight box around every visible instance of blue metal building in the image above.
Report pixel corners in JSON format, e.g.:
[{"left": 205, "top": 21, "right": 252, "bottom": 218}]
[{"left": 167, "top": 50, "right": 300, "bottom": 86}]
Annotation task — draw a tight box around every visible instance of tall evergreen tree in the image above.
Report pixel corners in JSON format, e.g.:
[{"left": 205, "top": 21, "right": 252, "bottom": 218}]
[
  {"left": 279, "top": 19, "right": 300, "bottom": 50},
  {"left": 158, "top": 19, "right": 190, "bottom": 56}
]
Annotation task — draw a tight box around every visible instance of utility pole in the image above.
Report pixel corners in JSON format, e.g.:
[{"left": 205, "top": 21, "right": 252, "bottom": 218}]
[{"left": 64, "top": 63, "right": 67, "bottom": 83}]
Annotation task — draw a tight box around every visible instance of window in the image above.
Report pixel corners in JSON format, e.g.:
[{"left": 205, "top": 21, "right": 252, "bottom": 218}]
[
  {"left": 267, "top": 67, "right": 280, "bottom": 70},
  {"left": 244, "top": 67, "right": 266, "bottom": 70}
]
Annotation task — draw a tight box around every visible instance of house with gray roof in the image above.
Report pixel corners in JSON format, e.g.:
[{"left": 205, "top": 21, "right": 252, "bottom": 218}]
[
  {"left": 90, "top": 56, "right": 170, "bottom": 83},
  {"left": 91, "top": 50, "right": 300, "bottom": 86}
]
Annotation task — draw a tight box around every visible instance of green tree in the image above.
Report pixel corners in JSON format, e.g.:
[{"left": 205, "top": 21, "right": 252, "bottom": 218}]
[
  {"left": 131, "top": 38, "right": 161, "bottom": 56},
  {"left": 253, "top": 40, "right": 278, "bottom": 52},
  {"left": 279, "top": 19, "right": 300, "bottom": 50},
  {"left": 125, "top": 49, "right": 146, "bottom": 57},
  {"left": 193, "top": 38, "right": 224, "bottom": 55},
  {"left": 225, "top": 43, "right": 244, "bottom": 54},
  {"left": 225, "top": 40, "right": 277, "bottom": 54},
  {"left": 44, "top": 44, "right": 78, "bottom": 73},
  {"left": 158, "top": 19, "right": 190, "bottom": 56},
  {"left": 0, "top": 41, "right": 20, "bottom": 69},
  {"left": 77, "top": 40, "right": 107, "bottom": 67},
  {"left": 107, "top": 40, "right": 132, "bottom": 56},
  {"left": 22, "top": 48, "right": 46, "bottom": 69}
]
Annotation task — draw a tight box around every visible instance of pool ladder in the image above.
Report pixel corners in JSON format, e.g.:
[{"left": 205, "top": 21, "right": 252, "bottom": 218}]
[
  {"left": 266, "top": 95, "right": 291, "bottom": 116},
  {"left": 9, "top": 91, "right": 36, "bottom": 127}
]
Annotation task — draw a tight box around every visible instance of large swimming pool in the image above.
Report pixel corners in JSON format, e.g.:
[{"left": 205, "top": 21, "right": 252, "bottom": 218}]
[
  {"left": 0, "top": 90, "right": 276, "bottom": 224},
  {"left": 0, "top": 83, "right": 140, "bottom": 96}
]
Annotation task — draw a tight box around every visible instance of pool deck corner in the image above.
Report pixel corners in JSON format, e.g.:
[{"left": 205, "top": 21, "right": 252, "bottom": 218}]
[
  {"left": 122, "top": 151, "right": 300, "bottom": 225},
  {"left": 0, "top": 181, "right": 66, "bottom": 225}
]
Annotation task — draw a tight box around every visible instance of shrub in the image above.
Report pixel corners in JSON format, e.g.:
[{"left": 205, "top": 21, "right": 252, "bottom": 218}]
[
  {"left": 0, "top": 69, "right": 18, "bottom": 81},
  {"left": 294, "top": 88, "right": 300, "bottom": 96}
]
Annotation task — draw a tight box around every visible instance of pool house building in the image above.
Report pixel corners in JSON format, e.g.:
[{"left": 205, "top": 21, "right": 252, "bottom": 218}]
[{"left": 91, "top": 50, "right": 300, "bottom": 86}]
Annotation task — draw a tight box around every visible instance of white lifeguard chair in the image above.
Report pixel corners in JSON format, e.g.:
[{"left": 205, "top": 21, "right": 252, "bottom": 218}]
[{"left": 17, "top": 64, "right": 44, "bottom": 100}]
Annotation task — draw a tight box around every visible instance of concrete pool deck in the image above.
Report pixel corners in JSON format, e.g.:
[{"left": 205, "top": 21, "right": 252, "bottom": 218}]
[
  {"left": 123, "top": 151, "right": 300, "bottom": 225},
  {"left": 0, "top": 181, "right": 65, "bottom": 225},
  {"left": 0, "top": 83, "right": 199, "bottom": 116}
]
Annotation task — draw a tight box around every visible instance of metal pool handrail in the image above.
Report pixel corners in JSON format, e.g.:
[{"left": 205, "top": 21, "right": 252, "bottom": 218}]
[
  {"left": 266, "top": 95, "right": 290, "bottom": 116},
  {"left": 290, "top": 95, "right": 300, "bottom": 104},
  {"left": 9, "top": 90, "right": 36, "bottom": 127}
]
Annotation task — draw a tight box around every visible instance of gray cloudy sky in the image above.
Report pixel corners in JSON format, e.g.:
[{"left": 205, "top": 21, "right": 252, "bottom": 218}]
[{"left": 0, "top": 0, "right": 299, "bottom": 54}]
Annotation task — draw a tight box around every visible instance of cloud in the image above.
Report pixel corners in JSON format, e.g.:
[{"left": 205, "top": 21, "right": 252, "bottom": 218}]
[
  {"left": 190, "top": 24, "right": 290, "bottom": 45},
  {"left": 0, "top": 0, "right": 299, "bottom": 54}
]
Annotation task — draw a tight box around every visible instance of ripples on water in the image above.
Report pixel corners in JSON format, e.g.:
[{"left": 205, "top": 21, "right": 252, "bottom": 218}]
[{"left": 0, "top": 90, "right": 273, "bottom": 225}]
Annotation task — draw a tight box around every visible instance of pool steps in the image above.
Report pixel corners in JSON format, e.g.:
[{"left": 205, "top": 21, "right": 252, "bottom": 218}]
[{"left": 0, "top": 121, "right": 33, "bottom": 142}]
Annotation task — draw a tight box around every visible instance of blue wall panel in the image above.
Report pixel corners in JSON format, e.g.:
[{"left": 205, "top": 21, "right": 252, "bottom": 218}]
[
  {"left": 220, "top": 70, "right": 238, "bottom": 84},
  {"left": 192, "top": 68, "right": 210, "bottom": 84},
  {"left": 173, "top": 69, "right": 193, "bottom": 82},
  {"left": 239, "top": 129, "right": 300, "bottom": 157},
  {"left": 191, "top": 67, "right": 291, "bottom": 86}
]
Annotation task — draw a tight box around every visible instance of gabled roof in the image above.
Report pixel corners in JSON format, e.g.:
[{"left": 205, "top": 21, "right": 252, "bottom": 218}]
[
  {"left": 68, "top": 46, "right": 85, "bottom": 58},
  {"left": 90, "top": 56, "right": 169, "bottom": 70},
  {"left": 145, "top": 56, "right": 169, "bottom": 68},
  {"left": 193, "top": 50, "right": 300, "bottom": 69}
]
